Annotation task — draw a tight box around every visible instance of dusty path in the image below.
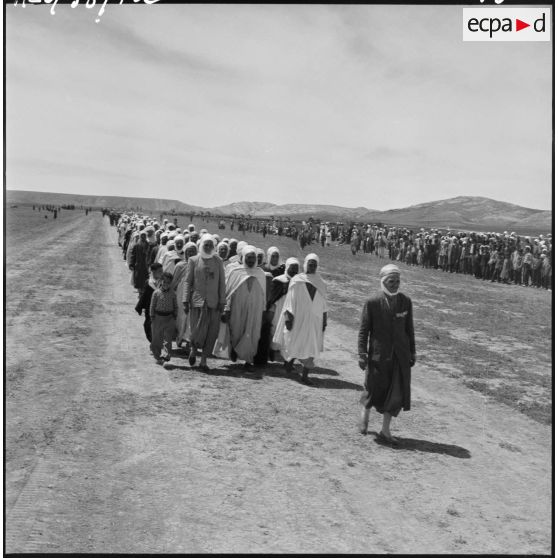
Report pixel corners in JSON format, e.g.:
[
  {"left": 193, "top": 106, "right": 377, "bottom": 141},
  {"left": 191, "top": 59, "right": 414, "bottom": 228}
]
[{"left": 6, "top": 213, "right": 551, "bottom": 553}]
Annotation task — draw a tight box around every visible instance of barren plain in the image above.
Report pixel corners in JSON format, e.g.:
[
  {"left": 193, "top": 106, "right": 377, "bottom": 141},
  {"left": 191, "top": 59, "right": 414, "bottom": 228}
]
[{"left": 5, "top": 207, "right": 552, "bottom": 553}]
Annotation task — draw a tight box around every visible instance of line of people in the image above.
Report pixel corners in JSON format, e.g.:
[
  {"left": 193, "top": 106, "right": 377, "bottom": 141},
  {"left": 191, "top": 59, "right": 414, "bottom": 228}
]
[
  {"left": 116, "top": 214, "right": 328, "bottom": 385},
  {"left": 348, "top": 225, "right": 553, "bottom": 289},
  {"left": 111, "top": 212, "right": 419, "bottom": 440}
]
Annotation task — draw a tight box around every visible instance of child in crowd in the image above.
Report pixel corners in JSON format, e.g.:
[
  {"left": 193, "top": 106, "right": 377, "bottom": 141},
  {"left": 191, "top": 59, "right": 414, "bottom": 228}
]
[
  {"left": 135, "top": 262, "right": 163, "bottom": 342},
  {"left": 149, "top": 271, "right": 177, "bottom": 364}
]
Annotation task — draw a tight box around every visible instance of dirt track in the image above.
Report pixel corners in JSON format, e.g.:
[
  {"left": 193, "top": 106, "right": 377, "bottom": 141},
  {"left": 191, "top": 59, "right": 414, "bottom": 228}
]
[{"left": 5, "top": 212, "right": 551, "bottom": 553}]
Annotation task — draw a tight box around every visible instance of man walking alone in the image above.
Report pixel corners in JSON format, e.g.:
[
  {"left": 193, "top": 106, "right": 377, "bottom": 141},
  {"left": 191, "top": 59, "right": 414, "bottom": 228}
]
[{"left": 357, "top": 264, "right": 416, "bottom": 444}]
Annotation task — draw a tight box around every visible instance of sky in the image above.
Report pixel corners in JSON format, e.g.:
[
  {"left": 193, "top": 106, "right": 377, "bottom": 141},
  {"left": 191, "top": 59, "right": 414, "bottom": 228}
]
[{"left": 5, "top": 3, "right": 553, "bottom": 210}]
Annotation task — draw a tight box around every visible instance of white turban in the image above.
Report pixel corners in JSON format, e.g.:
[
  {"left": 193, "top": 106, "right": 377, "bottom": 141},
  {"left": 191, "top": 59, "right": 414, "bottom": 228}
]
[
  {"left": 285, "top": 257, "right": 300, "bottom": 276},
  {"left": 200, "top": 233, "right": 216, "bottom": 259},
  {"left": 267, "top": 246, "right": 282, "bottom": 270},
  {"left": 184, "top": 241, "right": 197, "bottom": 255},
  {"left": 380, "top": 264, "right": 400, "bottom": 297},
  {"left": 380, "top": 264, "right": 400, "bottom": 278},
  {"left": 303, "top": 253, "right": 319, "bottom": 273}
]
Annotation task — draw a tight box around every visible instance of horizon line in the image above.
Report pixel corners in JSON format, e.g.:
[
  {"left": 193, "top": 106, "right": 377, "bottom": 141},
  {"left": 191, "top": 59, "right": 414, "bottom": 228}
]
[{"left": 5, "top": 187, "right": 550, "bottom": 213}]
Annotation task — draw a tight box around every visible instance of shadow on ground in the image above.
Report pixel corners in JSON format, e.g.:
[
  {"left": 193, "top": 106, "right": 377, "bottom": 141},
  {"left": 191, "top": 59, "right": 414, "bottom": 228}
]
[
  {"left": 208, "top": 364, "right": 263, "bottom": 380},
  {"left": 370, "top": 431, "right": 471, "bottom": 458},
  {"left": 164, "top": 362, "right": 262, "bottom": 381},
  {"left": 163, "top": 360, "right": 361, "bottom": 390},
  {"left": 263, "top": 363, "right": 362, "bottom": 390}
]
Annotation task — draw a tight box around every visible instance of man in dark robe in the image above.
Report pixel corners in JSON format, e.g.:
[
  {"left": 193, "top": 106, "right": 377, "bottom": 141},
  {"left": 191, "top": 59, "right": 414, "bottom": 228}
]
[
  {"left": 357, "top": 264, "right": 416, "bottom": 444},
  {"left": 130, "top": 230, "right": 150, "bottom": 296}
]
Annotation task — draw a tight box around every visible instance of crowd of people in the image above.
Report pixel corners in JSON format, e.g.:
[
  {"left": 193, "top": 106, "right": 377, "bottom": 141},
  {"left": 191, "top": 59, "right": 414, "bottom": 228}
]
[
  {"left": 345, "top": 225, "right": 553, "bottom": 289},
  {"left": 112, "top": 211, "right": 420, "bottom": 441},
  {"left": 105, "top": 205, "right": 550, "bottom": 442},
  {"left": 246, "top": 216, "right": 553, "bottom": 290},
  {"left": 115, "top": 213, "right": 328, "bottom": 385}
]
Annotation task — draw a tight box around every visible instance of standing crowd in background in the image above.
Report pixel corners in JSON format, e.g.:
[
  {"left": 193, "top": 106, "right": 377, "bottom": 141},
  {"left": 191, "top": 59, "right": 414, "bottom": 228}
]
[
  {"left": 107, "top": 209, "right": 552, "bottom": 292},
  {"left": 210, "top": 216, "right": 552, "bottom": 291},
  {"left": 343, "top": 224, "right": 552, "bottom": 289}
]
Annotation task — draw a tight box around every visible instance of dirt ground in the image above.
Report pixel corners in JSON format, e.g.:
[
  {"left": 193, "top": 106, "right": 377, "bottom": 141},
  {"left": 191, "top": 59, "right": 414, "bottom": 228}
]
[{"left": 5, "top": 208, "right": 552, "bottom": 553}]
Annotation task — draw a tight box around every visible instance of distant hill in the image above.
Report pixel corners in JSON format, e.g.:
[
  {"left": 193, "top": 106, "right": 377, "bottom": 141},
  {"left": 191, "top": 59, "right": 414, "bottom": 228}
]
[
  {"left": 5, "top": 190, "right": 202, "bottom": 213},
  {"left": 357, "top": 196, "right": 551, "bottom": 233},
  {"left": 5, "top": 190, "right": 550, "bottom": 234},
  {"left": 211, "top": 201, "right": 278, "bottom": 216},
  {"left": 510, "top": 211, "right": 552, "bottom": 232},
  {"left": 213, "top": 196, "right": 550, "bottom": 233},
  {"left": 212, "top": 202, "right": 372, "bottom": 220}
]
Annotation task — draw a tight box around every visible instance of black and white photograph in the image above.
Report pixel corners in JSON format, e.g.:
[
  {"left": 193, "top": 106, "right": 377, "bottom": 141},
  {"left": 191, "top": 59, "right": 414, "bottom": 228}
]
[{"left": 5, "top": 0, "right": 553, "bottom": 553}]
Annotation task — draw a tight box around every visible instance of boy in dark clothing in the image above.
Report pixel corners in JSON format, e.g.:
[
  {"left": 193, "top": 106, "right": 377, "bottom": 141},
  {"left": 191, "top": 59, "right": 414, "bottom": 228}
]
[
  {"left": 135, "top": 263, "right": 163, "bottom": 343},
  {"left": 149, "top": 271, "right": 177, "bottom": 364}
]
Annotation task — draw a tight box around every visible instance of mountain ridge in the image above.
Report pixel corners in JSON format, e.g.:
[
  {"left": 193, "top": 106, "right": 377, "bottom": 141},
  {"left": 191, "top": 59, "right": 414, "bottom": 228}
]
[{"left": 6, "top": 190, "right": 550, "bottom": 233}]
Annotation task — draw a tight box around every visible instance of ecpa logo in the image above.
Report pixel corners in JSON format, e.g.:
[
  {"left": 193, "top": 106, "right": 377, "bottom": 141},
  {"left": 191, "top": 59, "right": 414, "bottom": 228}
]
[{"left": 463, "top": 8, "right": 550, "bottom": 41}]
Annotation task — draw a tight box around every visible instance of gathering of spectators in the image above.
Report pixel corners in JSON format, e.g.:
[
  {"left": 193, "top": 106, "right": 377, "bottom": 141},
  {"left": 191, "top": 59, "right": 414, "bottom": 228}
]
[
  {"left": 344, "top": 225, "right": 553, "bottom": 289},
  {"left": 105, "top": 208, "right": 552, "bottom": 290}
]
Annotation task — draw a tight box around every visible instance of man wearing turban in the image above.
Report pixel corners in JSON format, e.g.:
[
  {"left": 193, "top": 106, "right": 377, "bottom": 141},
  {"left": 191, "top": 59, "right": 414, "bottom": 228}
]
[
  {"left": 223, "top": 245, "right": 267, "bottom": 367},
  {"left": 357, "top": 264, "right": 416, "bottom": 444},
  {"left": 273, "top": 253, "right": 328, "bottom": 385},
  {"left": 183, "top": 234, "right": 226, "bottom": 371}
]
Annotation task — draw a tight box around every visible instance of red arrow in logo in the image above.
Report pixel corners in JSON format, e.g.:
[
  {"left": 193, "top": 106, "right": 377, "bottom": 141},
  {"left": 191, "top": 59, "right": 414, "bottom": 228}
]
[{"left": 516, "top": 19, "right": 530, "bottom": 31}]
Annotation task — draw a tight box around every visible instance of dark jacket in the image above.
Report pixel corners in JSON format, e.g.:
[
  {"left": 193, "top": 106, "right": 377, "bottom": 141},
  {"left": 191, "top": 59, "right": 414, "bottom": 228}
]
[
  {"left": 135, "top": 281, "right": 155, "bottom": 315},
  {"left": 358, "top": 291, "right": 416, "bottom": 411},
  {"left": 130, "top": 240, "right": 150, "bottom": 290}
]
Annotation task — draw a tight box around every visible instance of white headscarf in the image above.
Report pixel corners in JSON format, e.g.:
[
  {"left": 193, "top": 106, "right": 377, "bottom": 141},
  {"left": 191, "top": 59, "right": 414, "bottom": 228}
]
[
  {"left": 380, "top": 264, "right": 400, "bottom": 297},
  {"left": 242, "top": 245, "right": 257, "bottom": 268},
  {"left": 292, "top": 253, "right": 327, "bottom": 298},
  {"left": 303, "top": 253, "right": 319, "bottom": 273},
  {"left": 234, "top": 241, "right": 248, "bottom": 263},
  {"left": 276, "top": 257, "right": 300, "bottom": 282},
  {"left": 184, "top": 241, "right": 198, "bottom": 258},
  {"left": 200, "top": 233, "right": 216, "bottom": 259},
  {"left": 285, "top": 257, "right": 300, "bottom": 275},
  {"left": 225, "top": 245, "right": 267, "bottom": 300},
  {"left": 174, "top": 234, "right": 185, "bottom": 255},
  {"left": 217, "top": 241, "right": 230, "bottom": 260},
  {"left": 266, "top": 246, "right": 282, "bottom": 270}
]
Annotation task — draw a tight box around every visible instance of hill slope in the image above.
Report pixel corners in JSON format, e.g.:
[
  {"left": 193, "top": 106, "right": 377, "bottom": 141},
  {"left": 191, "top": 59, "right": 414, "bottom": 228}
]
[
  {"left": 213, "top": 196, "right": 550, "bottom": 233},
  {"left": 6, "top": 190, "right": 201, "bottom": 213},
  {"left": 211, "top": 202, "right": 372, "bottom": 220},
  {"left": 6, "top": 190, "right": 550, "bottom": 233},
  {"left": 359, "top": 196, "right": 550, "bottom": 232}
]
